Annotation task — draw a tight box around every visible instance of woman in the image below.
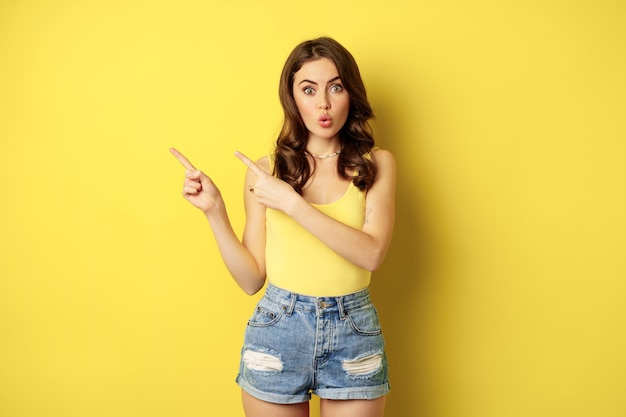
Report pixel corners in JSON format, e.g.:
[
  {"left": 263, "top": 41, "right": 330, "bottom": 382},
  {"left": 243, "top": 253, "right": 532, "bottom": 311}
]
[{"left": 171, "top": 37, "right": 395, "bottom": 417}]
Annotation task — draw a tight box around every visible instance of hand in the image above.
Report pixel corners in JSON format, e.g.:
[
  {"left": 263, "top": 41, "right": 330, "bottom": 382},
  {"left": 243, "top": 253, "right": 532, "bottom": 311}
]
[
  {"left": 235, "top": 151, "right": 300, "bottom": 213},
  {"left": 170, "top": 148, "right": 223, "bottom": 214}
]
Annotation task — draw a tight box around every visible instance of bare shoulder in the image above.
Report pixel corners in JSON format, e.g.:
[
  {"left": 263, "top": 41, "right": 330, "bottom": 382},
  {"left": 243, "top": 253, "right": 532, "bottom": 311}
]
[{"left": 372, "top": 148, "right": 396, "bottom": 170}]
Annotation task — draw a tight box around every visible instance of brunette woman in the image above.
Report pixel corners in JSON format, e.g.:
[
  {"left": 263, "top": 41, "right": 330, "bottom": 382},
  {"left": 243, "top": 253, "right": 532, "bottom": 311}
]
[{"left": 171, "top": 37, "right": 395, "bottom": 417}]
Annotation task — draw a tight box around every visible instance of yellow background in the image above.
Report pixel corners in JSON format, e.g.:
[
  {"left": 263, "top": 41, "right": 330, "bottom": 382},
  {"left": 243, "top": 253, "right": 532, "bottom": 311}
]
[{"left": 1, "top": 0, "right": 625, "bottom": 416}]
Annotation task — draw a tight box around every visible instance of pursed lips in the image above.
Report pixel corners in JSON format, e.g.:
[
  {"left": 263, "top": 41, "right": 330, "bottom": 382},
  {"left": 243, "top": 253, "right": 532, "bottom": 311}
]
[{"left": 318, "top": 113, "right": 332, "bottom": 128}]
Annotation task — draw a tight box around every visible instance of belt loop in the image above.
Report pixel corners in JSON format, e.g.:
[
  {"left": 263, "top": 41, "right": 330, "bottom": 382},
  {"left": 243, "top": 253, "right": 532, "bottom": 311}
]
[
  {"left": 336, "top": 296, "right": 347, "bottom": 319},
  {"left": 286, "top": 292, "right": 297, "bottom": 316}
]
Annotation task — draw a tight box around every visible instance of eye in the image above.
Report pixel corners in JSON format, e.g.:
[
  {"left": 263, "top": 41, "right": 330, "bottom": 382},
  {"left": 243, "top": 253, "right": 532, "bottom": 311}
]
[
  {"left": 330, "top": 84, "right": 344, "bottom": 93},
  {"left": 303, "top": 87, "right": 315, "bottom": 95}
]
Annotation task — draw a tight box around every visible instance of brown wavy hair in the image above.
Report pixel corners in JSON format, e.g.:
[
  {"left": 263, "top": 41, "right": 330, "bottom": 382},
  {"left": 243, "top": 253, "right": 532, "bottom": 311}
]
[{"left": 274, "top": 37, "right": 377, "bottom": 194}]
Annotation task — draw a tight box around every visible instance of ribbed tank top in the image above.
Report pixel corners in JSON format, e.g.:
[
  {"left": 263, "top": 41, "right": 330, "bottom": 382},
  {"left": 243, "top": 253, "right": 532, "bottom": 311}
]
[{"left": 265, "top": 155, "right": 371, "bottom": 296}]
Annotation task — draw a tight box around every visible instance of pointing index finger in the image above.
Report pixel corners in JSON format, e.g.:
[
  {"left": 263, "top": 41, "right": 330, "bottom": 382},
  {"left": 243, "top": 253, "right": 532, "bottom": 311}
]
[
  {"left": 235, "top": 151, "right": 265, "bottom": 176},
  {"left": 169, "top": 147, "right": 196, "bottom": 170}
]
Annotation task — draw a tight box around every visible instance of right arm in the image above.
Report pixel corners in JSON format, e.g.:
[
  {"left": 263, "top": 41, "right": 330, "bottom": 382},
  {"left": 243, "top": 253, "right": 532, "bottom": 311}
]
[{"left": 170, "top": 148, "right": 266, "bottom": 295}]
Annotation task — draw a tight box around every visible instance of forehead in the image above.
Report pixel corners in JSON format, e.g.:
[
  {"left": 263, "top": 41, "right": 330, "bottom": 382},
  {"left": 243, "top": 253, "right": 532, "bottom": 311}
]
[{"left": 293, "top": 58, "right": 339, "bottom": 83}]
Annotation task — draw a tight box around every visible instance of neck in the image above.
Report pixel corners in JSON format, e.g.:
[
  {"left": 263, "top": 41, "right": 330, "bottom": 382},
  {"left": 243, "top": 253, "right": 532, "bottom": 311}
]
[{"left": 305, "top": 136, "right": 341, "bottom": 156}]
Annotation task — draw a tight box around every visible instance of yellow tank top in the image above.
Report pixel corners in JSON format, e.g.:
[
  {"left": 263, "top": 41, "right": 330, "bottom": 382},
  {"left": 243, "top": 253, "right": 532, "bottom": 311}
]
[{"left": 265, "top": 155, "right": 371, "bottom": 296}]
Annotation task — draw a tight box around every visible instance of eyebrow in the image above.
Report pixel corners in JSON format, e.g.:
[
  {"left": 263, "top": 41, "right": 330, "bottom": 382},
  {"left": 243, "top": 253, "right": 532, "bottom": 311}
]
[{"left": 298, "top": 76, "right": 342, "bottom": 86}]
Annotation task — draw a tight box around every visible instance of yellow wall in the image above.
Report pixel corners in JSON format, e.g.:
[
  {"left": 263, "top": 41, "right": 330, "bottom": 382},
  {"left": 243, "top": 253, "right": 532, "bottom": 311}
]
[{"left": 1, "top": 0, "right": 625, "bottom": 416}]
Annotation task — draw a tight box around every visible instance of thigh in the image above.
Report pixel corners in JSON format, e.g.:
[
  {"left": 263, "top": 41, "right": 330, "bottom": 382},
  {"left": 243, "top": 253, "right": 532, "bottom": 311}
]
[
  {"left": 320, "top": 396, "right": 386, "bottom": 417},
  {"left": 242, "top": 390, "right": 310, "bottom": 417}
]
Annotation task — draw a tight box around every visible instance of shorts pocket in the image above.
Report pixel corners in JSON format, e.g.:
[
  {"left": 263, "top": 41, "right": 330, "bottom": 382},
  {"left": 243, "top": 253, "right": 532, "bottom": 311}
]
[
  {"left": 247, "top": 298, "right": 287, "bottom": 328},
  {"left": 345, "top": 304, "right": 382, "bottom": 336}
]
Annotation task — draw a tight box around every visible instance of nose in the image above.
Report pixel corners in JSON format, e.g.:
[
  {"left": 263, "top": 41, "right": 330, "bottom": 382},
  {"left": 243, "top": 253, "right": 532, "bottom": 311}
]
[{"left": 318, "top": 92, "right": 330, "bottom": 110}]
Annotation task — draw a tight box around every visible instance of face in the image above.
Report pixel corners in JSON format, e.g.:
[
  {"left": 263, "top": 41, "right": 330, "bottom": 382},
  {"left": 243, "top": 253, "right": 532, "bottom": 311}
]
[{"left": 292, "top": 57, "right": 350, "bottom": 143}]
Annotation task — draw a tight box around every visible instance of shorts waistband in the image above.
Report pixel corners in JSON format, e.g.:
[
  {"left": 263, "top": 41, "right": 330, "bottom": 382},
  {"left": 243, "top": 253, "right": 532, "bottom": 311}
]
[{"left": 263, "top": 283, "right": 372, "bottom": 317}]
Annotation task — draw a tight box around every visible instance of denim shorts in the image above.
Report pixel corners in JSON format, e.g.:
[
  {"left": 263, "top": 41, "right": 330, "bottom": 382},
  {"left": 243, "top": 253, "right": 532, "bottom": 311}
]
[{"left": 236, "top": 283, "right": 390, "bottom": 404}]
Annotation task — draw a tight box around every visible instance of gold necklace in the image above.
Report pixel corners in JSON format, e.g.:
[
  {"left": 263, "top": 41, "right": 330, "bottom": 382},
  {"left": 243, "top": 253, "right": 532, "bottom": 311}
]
[{"left": 305, "top": 150, "right": 341, "bottom": 159}]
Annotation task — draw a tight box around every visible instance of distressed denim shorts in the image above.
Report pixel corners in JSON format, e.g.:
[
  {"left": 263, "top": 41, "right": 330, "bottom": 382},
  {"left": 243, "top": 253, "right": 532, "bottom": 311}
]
[{"left": 236, "top": 283, "right": 390, "bottom": 404}]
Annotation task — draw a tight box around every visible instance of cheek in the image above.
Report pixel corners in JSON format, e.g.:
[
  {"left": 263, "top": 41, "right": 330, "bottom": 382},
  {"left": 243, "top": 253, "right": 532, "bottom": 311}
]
[
  {"left": 337, "top": 95, "right": 350, "bottom": 110},
  {"left": 294, "top": 96, "right": 310, "bottom": 116},
  {"left": 339, "top": 97, "right": 351, "bottom": 118}
]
